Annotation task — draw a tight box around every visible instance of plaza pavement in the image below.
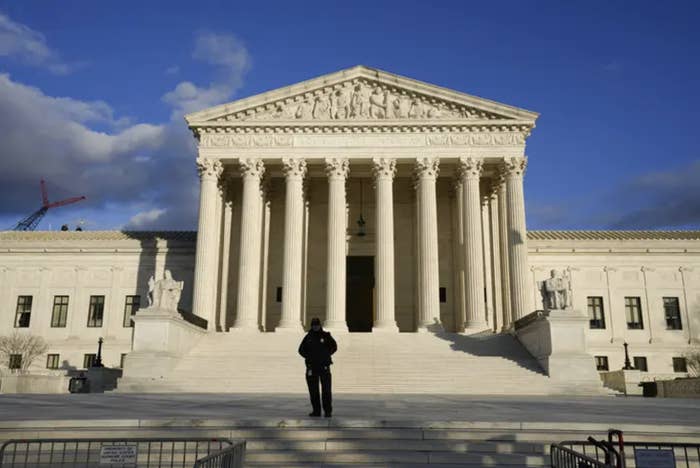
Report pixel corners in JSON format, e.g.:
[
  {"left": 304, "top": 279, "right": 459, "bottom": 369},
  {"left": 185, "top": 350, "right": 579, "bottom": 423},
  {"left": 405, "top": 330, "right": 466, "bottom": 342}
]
[{"left": 0, "top": 393, "right": 698, "bottom": 426}]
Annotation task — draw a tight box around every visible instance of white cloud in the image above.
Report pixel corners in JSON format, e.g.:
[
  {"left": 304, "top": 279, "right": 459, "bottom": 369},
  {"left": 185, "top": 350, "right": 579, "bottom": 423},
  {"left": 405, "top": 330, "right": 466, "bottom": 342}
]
[
  {"left": 0, "top": 12, "right": 74, "bottom": 75},
  {"left": 162, "top": 31, "right": 251, "bottom": 118},
  {"left": 125, "top": 208, "right": 167, "bottom": 229}
]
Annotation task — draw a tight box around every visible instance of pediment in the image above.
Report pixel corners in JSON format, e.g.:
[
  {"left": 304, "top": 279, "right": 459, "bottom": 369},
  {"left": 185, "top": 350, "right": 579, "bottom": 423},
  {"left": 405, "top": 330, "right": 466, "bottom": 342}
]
[{"left": 185, "top": 66, "right": 538, "bottom": 126}]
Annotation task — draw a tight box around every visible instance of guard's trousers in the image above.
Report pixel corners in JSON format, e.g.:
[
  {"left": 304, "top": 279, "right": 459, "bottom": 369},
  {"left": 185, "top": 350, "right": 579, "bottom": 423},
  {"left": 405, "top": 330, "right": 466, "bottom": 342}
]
[{"left": 306, "top": 368, "right": 332, "bottom": 414}]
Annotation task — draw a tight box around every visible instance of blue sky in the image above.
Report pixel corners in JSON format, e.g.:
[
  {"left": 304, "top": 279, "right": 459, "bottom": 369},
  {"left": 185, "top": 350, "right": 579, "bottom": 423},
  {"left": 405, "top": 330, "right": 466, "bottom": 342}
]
[{"left": 0, "top": 0, "right": 698, "bottom": 231}]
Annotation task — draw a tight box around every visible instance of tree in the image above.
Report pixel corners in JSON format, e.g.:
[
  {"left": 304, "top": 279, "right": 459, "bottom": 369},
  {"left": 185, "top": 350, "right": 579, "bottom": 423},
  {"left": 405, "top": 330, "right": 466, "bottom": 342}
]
[
  {"left": 685, "top": 349, "right": 700, "bottom": 377},
  {"left": 0, "top": 332, "right": 48, "bottom": 374}
]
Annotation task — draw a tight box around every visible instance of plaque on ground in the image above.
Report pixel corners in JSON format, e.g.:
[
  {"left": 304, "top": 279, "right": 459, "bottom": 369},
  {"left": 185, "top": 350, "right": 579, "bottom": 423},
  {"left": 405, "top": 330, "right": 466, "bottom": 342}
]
[
  {"left": 634, "top": 448, "right": 676, "bottom": 468},
  {"left": 99, "top": 445, "right": 138, "bottom": 465}
]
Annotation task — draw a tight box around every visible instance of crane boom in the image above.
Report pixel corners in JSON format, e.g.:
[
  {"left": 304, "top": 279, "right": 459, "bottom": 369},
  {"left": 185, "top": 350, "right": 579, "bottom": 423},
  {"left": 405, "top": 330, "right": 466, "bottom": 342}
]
[{"left": 12, "top": 180, "right": 86, "bottom": 231}]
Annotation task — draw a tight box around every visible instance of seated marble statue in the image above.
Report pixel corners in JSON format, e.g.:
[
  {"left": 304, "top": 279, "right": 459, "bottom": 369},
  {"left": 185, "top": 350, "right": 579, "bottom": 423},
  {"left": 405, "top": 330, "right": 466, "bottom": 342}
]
[
  {"left": 537, "top": 269, "right": 573, "bottom": 310},
  {"left": 147, "top": 270, "right": 184, "bottom": 312}
]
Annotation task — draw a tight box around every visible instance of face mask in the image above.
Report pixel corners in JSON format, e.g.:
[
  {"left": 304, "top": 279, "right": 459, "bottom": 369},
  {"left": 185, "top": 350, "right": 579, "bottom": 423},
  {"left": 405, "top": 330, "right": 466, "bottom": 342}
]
[{"left": 311, "top": 325, "right": 321, "bottom": 332}]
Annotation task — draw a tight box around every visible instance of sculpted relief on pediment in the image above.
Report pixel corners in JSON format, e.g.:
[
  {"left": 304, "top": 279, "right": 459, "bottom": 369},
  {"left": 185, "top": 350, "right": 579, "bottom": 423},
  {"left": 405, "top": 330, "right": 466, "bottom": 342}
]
[{"left": 213, "top": 79, "right": 511, "bottom": 123}]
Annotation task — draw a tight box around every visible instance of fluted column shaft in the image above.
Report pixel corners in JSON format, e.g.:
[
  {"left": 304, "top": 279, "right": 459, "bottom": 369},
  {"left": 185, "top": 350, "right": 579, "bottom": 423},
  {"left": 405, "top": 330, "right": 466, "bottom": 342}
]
[
  {"left": 503, "top": 157, "right": 532, "bottom": 321},
  {"left": 488, "top": 184, "right": 503, "bottom": 331},
  {"left": 192, "top": 157, "right": 223, "bottom": 331},
  {"left": 325, "top": 158, "right": 350, "bottom": 331},
  {"left": 415, "top": 157, "right": 441, "bottom": 330},
  {"left": 459, "top": 157, "right": 487, "bottom": 331},
  {"left": 497, "top": 174, "right": 512, "bottom": 328},
  {"left": 233, "top": 158, "right": 265, "bottom": 330},
  {"left": 372, "top": 158, "right": 399, "bottom": 331},
  {"left": 278, "top": 158, "right": 307, "bottom": 331}
]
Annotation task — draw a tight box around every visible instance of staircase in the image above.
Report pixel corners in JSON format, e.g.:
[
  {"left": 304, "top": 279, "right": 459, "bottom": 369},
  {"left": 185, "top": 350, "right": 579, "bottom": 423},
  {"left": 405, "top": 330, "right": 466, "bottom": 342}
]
[{"left": 118, "top": 331, "right": 607, "bottom": 395}]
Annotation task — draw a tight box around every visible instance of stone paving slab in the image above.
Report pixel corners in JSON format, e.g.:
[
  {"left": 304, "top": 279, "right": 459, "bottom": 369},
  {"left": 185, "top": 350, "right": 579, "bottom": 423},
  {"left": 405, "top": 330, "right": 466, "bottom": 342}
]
[{"left": 0, "top": 393, "right": 698, "bottom": 427}]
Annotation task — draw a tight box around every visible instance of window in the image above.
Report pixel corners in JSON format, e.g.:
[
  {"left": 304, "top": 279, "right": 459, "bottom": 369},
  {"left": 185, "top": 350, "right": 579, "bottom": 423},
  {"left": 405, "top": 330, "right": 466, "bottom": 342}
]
[
  {"left": 673, "top": 357, "right": 688, "bottom": 373},
  {"left": 83, "top": 354, "right": 97, "bottom": 369},
  {"left": 633, "top": 356, "right": 648, "bottom": 372},
  {"left": 120, "top": 353, "right": 127, "bottom": 369},
  {"left": 625, "top": 297, "right": 644, "bottom": 329},
  {"left": 663, "top": 297, "right": 682, "bottom": 330},
  {"left": 14, "top": 296, "right": 32, "bottom": 328},
  {"left": 9, "top": 354, "right": 22, "bottom": 370},
  {"left": 595, "top": 356, "right": 609, "bottom": 371},
  {"left": 123, "top": 295, "right": 141, "bottom": 327},
  {"left": 87, "top": 295, "right": 105, "bottom": 327},
  {"left": 439, "top": 287, "right": 447, "bottom": 303},
  {"left": 587, "top": 296, "right": 605, "bottom": 329},
  {"left": 51, "top": 296, "right": 69, "bottom": 327},
  {"left": 46, "top": 354, "right": 60, "bottom": 369}
]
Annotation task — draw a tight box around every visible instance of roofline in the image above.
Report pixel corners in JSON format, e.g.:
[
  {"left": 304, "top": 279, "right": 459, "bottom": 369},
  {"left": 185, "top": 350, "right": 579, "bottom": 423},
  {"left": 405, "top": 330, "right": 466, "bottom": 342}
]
[{"left": 184, "top": 65, "right": 539, "bottom": 125}]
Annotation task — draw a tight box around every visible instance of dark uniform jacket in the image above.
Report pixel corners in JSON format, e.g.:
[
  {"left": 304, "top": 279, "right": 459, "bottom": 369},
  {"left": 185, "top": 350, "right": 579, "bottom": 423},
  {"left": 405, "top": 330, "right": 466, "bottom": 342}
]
[{"left": 298, "top": 330, "right": 338, "bottom": 372}]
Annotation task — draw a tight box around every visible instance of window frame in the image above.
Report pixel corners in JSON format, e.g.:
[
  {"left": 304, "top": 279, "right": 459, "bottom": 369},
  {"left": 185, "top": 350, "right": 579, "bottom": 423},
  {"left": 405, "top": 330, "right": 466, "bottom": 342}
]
[
  {"left": 625, "top": 296, "right": 644, "bottom": 330},
  {"left": 633, "top": 356, "right": 648, "bottom": 372},
  {"left": 14, "top": 295, "right": 33, "bottom": 328},
  {"left": 663, "top": 297, "right": 682, "bottom": 330},
  {"left": 46, "top": 354, "right": 60, "bottom": 369},
  {"left": 587, "top": 296, "right": 606, "bottom": 329},
  {"left": 51, "top": 295, "right": 69, "bottom": 328},
  {"left": 122, "top": 295, "right": 141, "bottom": 328},
  {"left": 83, "top": 354, "right": 97, "bottom": 369},
  {"left": 594, "top": 356, "right": 609, "bottom": 371},
  {"left": 672, "top": 357, "right": 688, "bottom": 373},
  {"left": 87, "top": 295, "right": 105, "bottom": 328},
  {"left": 9, "top": 354, "right": 22, "bottom": 370}
]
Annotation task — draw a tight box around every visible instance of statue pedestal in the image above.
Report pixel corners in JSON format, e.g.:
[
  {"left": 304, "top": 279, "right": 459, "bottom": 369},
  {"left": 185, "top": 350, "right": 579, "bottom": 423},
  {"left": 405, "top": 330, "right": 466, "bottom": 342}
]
[
  {"left": 119, "top": 307, "right": 206, "bottom": 389},
  {"left": 514, "top": 309, "right": 608, "bottom": 395}
]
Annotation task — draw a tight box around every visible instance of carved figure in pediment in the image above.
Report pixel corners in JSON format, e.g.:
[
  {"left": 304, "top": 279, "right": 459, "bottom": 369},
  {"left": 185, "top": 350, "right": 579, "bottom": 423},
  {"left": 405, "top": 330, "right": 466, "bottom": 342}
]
[
  {"left": 295, "top": 99, "right": 313, "bottom": 119},
  {"left": 350, "top": 84, "right": 371, "bottom": 118},
  {"left": 369, "top": 86, "right": 387, "bottom": 119},
  {"left": 312, "top": 94, "right": 330, "bottom": 119},
  {"left": 409, "top": 98, "right": 426, "bottom": 118},
  {"left": 331, "top": 88, "right": 350, "bottom": 119}
]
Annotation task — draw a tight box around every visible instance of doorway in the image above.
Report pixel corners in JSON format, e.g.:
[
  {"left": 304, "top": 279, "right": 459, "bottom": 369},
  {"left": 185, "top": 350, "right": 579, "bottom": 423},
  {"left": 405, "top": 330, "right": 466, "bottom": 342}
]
[{"left": 346, "top": 256, "right": 374, "bottom": 332}]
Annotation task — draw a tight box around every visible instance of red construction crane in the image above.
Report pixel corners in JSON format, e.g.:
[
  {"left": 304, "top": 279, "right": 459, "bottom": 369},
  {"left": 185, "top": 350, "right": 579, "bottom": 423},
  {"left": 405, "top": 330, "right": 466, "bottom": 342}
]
[{"left": 13, "top": 180, "right": 86, "bottom": 231}]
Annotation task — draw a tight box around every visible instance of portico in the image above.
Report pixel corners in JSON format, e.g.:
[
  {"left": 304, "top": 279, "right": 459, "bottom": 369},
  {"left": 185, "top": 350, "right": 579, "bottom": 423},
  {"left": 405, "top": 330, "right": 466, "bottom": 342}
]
[{"left": 185, "top": 65, "right": 538, "bottom": 334}]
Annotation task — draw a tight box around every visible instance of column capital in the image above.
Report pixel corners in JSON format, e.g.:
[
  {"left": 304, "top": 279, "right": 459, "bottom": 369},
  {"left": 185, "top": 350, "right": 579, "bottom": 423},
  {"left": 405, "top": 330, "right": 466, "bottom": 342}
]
[
  {"left": 457, "top": 157, "right": 483, "bottom": 180},
  {"left": 372, "top": 158, "right": 397, "bottom": 180},
  {"left": 282, "top": 158, "right": 307, "bottom": 179},
  {"left": 414, "top": 157, "right": 440, "bottom": 180},
  {"left": 196, "top": 157, "right": 223, "bottom": 180},
  {"left": 501, "top": 156, "right": 528, "bottom": 178},
  {"left": 325, "top": 158, "right": 350, "bottom": 180},
  {"left": 239, "top": 158, "right": 265, "bottom": 180}
]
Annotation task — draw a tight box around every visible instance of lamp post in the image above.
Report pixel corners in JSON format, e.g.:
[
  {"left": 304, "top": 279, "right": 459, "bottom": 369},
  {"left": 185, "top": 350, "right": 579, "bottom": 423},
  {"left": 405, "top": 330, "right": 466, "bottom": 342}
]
[
  {"left": 623, "top": 341, "right": 633, "bottom": 370},
  {"left": 94, "top": 337, "right": 104, "bottom": 368}
]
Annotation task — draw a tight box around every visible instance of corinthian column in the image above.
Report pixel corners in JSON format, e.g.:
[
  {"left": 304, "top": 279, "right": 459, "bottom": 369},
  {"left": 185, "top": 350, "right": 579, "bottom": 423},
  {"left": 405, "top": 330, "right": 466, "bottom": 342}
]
[
  {"left": 277, "top": 158, "right": 307, "bottom": 331},
  {"left": 503, "top": 156, "right": 532, "bottom": 321},
  {"left": 458, "top": 157, "right": 488, "bottom": 331},
  {"left": 192, "top": 157, "right": 223, "bottom": 331},
  {"left": 233, "top": 158, "right": 265, "bottom": 331},
  {"left": 415, "top": 157, "right": 441, "bottom": 331},
  {"left": 497, "top": 173, "right": 512, "bottom": 329},
  {"left": 372, "top": 158, "right": 399, "bottom": 332},
  {"left": 325, "top": 158, "right": 350, "bottom": 332}
]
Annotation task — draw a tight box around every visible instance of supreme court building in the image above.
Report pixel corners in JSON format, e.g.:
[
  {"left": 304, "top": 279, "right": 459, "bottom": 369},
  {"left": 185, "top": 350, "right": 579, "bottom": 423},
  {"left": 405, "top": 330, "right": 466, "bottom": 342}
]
[{"left": 1, "top": 66, "right": 699, "bottom": 394}]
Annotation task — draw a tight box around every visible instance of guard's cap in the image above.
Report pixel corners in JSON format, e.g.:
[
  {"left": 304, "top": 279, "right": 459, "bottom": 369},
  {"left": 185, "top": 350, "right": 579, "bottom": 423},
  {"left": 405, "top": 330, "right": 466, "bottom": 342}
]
[{"left": 310, "top": 317, "right": 321, "bottom": 326}]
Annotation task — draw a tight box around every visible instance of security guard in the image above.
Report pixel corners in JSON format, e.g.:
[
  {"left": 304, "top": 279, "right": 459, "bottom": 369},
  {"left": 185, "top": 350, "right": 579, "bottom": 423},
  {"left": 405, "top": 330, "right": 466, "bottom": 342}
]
[{"left": 298, "top": 317, "right": 337, "bottom": 417}]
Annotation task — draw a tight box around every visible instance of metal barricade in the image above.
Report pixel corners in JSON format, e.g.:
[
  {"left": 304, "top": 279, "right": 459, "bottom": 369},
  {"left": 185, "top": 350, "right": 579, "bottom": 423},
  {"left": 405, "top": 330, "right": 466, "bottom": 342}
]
[
  {"left": 192, "top": 441, "right": 245, "bottom": 468},
  {"left": 557, "top": 429, "right": 700, "bottom": 468},
  {"left": 550, "top": 443, "right": 615, "bottom": 467},
  {"left": 0, "top": 437, "right": 244, "bottom": 468}
]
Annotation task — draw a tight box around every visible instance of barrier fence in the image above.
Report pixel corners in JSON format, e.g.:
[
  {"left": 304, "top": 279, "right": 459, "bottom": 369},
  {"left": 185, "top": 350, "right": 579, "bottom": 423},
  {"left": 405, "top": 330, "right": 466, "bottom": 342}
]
[
  {"left": 553, "top": 429, "right": 700, "bottom": 468},
  {"left": 0, "top": 438, "right": 245, "bottom": 468}
]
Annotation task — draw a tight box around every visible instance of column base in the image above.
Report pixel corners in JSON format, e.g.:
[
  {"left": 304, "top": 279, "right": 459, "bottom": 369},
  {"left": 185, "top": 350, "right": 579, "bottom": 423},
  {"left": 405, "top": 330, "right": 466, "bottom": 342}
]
[
  {"left": 323, "top": 320, "right": 349, "bottom": 333},
  {"left": 274, "top": 323, "right": 304, "bottom": 333},
  {"left": 228, "top": 326, "right": 261, "bottom": 333},
  {"left": 416, "top": 321, "right": 443, "bottom": 333},
  {"left": 462, "top": 322, "right": 490, "bottom": 335},
  {"left": 372, "top": 322, "right": 400, "bottom": 333}
]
